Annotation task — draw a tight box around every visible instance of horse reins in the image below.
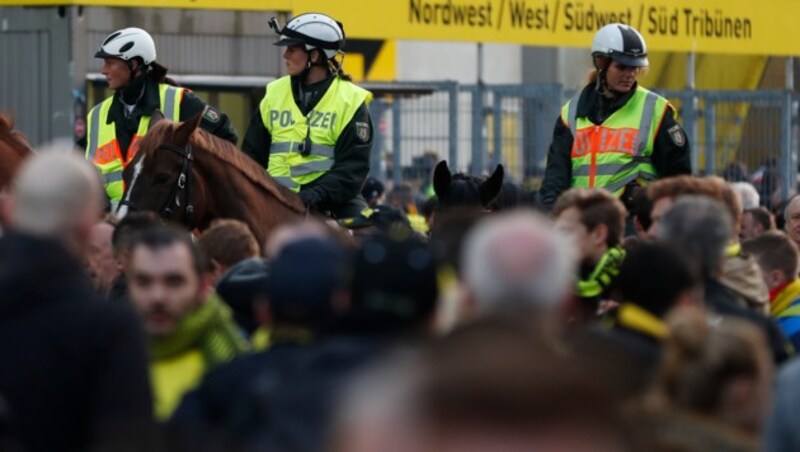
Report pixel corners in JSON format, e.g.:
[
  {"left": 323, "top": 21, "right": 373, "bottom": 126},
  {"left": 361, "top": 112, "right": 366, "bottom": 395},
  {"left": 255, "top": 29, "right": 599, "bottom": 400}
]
[{"left": 158, "top": 142, "right": 195, "bottom": 228}]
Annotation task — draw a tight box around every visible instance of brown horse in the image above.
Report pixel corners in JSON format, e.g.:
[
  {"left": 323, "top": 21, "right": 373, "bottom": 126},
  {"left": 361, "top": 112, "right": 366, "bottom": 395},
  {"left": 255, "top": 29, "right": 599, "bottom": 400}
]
[
  {"left": 0, "top": 114, "right": 33, "bottom": 228},
  {"left": 0, "top": 114, "right": 33, "bottom": 191},
  {"left": 120, "top": 112, "right": 305, "bottom": 245}
]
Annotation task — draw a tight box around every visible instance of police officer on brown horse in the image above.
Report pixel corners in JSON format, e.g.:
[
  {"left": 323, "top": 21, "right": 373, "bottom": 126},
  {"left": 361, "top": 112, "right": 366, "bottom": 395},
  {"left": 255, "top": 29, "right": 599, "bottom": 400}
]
[
  {"left": 242, "top": 13, "right": 374, "bottom": 219},
  {"left": 86, "top": 27, "right": 238, "bottom": 208}
]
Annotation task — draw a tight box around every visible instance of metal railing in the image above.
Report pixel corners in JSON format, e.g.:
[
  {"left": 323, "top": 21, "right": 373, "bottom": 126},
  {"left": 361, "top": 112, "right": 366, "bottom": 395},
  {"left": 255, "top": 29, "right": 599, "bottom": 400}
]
[{"left": 370, "top": 82, "right": 799, "bottom": 202}]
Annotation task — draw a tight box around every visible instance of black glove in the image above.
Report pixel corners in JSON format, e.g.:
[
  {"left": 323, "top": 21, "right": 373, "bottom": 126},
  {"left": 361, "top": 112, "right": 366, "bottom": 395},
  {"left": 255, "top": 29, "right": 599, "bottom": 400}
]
[{"left": 299, "top": 189, "right": 321, "bottom": 209}]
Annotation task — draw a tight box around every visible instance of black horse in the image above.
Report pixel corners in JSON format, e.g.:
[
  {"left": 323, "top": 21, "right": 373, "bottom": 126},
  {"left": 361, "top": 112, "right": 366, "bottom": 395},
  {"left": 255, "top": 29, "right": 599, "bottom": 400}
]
[{"left": 432, "top": 160, "right": 504, "bottom": 211}]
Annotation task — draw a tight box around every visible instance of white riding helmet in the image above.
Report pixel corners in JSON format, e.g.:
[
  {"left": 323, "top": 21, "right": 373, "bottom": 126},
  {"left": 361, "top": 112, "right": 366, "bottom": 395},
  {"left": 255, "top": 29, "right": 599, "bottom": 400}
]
[
  {"left": 591, "top": 23, "right": 648, "bottom": 67},
  {"left": 95, "top": 27, "right": 157, "bottom": 65},
  {"left": 270, "top": 13, "right": 345, "bottom": 59}
]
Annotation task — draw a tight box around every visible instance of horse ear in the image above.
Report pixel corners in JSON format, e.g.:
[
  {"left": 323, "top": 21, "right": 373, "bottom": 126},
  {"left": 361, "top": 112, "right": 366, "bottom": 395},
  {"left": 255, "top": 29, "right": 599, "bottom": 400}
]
[
  {"left": 479, "top": 164, "right": 504, "bottom": 207},
  {"left": 433, "top": 160, "right": 452, "bottom": 198},
  {"left": 173, "top": 110, "right": 203, "bottom": 146},
  {"left": 0, "top": 113, "right": 12, "bottom": 133}
]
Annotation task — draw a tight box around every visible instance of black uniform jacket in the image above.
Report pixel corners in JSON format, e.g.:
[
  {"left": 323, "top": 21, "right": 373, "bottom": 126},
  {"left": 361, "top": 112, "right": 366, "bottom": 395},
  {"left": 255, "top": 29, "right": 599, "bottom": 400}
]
[{"left": 103, "top": 74, "right": 238, "bottom": 162}]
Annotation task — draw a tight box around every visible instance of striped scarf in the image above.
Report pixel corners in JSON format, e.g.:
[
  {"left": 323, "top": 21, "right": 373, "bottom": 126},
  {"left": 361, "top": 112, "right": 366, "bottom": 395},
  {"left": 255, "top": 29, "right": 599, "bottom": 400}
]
[{"left": 151, "top": 292, "right": 249, "bottom": 367}]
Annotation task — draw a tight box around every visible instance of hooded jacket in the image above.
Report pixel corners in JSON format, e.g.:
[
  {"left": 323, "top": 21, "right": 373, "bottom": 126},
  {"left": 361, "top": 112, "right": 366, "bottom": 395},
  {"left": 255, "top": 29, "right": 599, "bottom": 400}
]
[{"left": 719, "top": 245, "right": 770, "bottom": 315}]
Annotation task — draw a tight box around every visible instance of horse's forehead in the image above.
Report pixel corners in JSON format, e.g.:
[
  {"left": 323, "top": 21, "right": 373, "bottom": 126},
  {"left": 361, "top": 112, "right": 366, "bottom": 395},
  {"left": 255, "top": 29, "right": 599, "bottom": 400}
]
[
  {"left": 127, "top": 153, "right": 146, "bottom": 180},
  {"left": 135, "top": 154, "right": 146, "bottom": 171},
  {"left": 451, "top": 178, "right": 479, "bottom": 191}
]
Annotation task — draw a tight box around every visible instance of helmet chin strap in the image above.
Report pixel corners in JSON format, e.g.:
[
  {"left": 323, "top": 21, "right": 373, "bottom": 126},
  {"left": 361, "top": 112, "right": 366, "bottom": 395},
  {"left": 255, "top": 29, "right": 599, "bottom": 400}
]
[
  {"left": 301, "top": 49, "right": 333, "bottom": 84},
  {"left": 125, "top": 59, "right": 147, "bottom": 79},
  {"left": 594, "top": 56, "right": 613, "bottom": 95}
]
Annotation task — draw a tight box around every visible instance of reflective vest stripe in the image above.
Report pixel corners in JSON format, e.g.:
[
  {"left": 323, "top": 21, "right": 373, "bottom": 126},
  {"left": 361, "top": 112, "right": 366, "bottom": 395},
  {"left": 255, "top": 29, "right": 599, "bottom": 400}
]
[
  {"left": 87, "top": 106, "right": 101, "bottom": 162},
  {"left": 292, "top": 160, "right": 334, "bottom": 176},
  {"left": 260, "top": 75, "right": 372, "bottom": 192},
  {"left": 274, "top": 176, "right": 299, "bottom": 190},
  {"left": 573, "top": 159, "right": 647, "bottom": 177},
  {"left": 563, "top": 86, "right": 667, "bottom": 195},
  {"left": 604, "top": 171, "right": 657, "bottom": 194},
  {"left": 163, "top": 86, "right": 180, "bottom": 121},
  {"left": 567, "top": 92, "right": 581, "bottom": 133},
  {"left": 634, "top": 91, "right": 658, "bottom": 155},
  {"left": 85, "top": 84, "right": 184, "bottom": 202},
  {"left": 269, "top": 142, "right": 294, "bottom": 153},
  {"left": 104, "top": 170, "right": 124, "bottom": 184},
  {"left": 583, "top": 92, "right": 658, "bottom": 184},
  {"left": 269, "top": 141, "right": 335, "bottom": 158}
]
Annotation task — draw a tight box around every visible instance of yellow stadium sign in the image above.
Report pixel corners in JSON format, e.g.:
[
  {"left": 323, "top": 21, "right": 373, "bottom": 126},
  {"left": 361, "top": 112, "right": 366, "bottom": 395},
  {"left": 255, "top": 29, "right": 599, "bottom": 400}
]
[
  {"left": 0, "top": 0, "right": 796, "bottom": 55},
  {"left": 294, "top": 0, "right": 793, "bottom": 55},
  {"left": 0, "top": 0, "right": 292, "bottom": 8}
]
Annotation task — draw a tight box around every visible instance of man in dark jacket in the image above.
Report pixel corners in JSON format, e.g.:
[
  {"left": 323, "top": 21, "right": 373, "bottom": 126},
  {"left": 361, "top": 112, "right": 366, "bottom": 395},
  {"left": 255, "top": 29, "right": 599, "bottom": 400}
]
[
  {"left": 0, "top": 151, "right": 154, "bottom": 451},
  {"left": 658, "top": 195, "right": 792, "bottom": 363},
  {"left": 597, "top": 242, "right": 698, "bottom": 392},
  {"left": 170, "top": 236, "right": 376, "bottom": 452},
  {"left": 107, "top": 211, "right": 161, "bottom": 304}
]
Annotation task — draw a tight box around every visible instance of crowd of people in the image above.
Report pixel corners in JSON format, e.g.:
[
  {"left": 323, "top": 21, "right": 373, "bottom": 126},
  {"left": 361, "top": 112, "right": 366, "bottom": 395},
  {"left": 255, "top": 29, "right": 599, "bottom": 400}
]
[
  {"left": 1, "top": 144, "right": 800, "bottom": 452},
  {"left": 4, "top": 9, "right": 800, "bottom": 452}
]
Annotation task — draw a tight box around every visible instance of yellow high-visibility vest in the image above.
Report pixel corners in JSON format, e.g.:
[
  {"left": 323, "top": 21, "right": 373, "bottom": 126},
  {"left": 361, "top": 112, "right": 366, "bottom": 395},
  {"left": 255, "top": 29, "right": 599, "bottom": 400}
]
[
  {"left": 561, "top": 86, "right": 669, "bottom": 197},
  {"left": 86, "top": 84, "right": 184, "bottom": 202},
  {"left": 259, "top": 75, "right": 371, "bottom": 192}
]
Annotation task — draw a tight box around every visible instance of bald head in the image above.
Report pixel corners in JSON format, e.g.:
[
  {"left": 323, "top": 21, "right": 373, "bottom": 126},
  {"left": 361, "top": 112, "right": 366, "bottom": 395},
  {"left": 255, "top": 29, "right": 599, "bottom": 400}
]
[
  {"left": 12, "top": 149, "right": 103, "bottom": 248},
  {"left": 462, "top": 210, "right": 576, "bottom": 313}
]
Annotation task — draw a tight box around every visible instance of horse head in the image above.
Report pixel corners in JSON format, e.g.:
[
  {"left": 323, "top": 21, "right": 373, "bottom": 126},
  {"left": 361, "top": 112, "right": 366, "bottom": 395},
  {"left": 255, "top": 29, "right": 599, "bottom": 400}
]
[
  {"left": 120, "top": 110, "right": 204, "bottom": 227},
  {"left": 433, "top": 160, "right": 504, "bottom": 210},
  {"left": 0, "top": 113, "right": 33, "bottom": 192}
]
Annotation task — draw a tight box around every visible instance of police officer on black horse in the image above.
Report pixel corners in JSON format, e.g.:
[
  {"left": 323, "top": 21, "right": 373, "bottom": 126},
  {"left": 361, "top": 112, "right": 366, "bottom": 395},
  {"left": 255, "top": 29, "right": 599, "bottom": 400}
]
[
  {"left": 242, "top": 13, "right": 374, "bottom": 219},
  {"left": 539, "top": 23, "right": 691, "bottom": 210}
]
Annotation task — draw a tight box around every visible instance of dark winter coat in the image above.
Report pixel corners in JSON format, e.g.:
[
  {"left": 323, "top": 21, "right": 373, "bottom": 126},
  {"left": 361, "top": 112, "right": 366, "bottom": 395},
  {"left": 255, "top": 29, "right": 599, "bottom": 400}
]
[
  {"left": 169, "top": 336, "right": 377, "bottom": 452},
  {"left": 0, "top": 232, "right": 154, "bottom": 452}
]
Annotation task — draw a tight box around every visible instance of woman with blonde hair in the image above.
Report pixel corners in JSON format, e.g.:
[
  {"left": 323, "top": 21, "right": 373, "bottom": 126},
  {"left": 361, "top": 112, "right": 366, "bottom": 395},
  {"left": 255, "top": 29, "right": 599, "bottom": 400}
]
[{"left": 539, "top": 23, "right": 691, "bottom": 210}]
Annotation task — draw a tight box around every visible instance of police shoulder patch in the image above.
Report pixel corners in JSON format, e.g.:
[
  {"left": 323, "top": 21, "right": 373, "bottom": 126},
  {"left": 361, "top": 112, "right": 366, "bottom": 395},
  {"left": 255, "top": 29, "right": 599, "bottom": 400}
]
[
  {"left": 355, "top": 121, "right": 370, "bottom": 142},
  {"left": 667, "top": 124, "right": 686, "bottom": 147},
  {"left": 203, "top": 107, "right": 221, "bottom": 123}
]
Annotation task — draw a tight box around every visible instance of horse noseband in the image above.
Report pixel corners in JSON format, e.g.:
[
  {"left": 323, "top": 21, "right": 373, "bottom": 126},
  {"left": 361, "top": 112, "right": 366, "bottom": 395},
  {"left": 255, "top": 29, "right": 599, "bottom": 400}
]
[{"left": 159, "top": 142, "right": 195, "bottom": 228}]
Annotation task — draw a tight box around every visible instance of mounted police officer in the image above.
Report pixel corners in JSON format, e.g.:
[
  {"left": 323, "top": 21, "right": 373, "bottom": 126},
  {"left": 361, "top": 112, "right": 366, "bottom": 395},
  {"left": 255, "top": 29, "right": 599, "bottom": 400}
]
[
  {"left": 540, "top": 23, "right": 691, "bottom": 210},
  {"left": 242, "top": 13, "right": 374, "bottom": 219},
  {"left": 86, "top": 27, "right": 238, "bottom": 208}
]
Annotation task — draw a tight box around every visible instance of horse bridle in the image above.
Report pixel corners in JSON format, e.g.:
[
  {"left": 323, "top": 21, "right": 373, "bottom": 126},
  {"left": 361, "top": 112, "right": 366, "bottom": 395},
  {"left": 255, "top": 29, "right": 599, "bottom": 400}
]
[{"left": 158, "top": 142, "right": 196, "bottom": 228}]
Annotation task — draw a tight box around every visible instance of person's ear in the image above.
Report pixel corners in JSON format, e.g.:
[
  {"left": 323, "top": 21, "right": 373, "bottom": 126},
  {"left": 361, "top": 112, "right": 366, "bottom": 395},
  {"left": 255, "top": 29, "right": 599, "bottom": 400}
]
[
  {"left": 199, "top": 272, "right": 215, "bottom": 302},
  {"left": 770, "top": 269, "right": 789, "bottom": 289},
  {"left": 592, "top": 224, "right": 609, "bottom": 247}
]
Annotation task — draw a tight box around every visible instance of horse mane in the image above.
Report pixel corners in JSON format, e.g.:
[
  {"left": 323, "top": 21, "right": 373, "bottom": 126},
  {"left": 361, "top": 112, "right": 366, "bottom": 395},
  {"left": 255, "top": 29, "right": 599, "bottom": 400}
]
[{"left": 140, "top": 121, "right": 304, "bottom": 214}]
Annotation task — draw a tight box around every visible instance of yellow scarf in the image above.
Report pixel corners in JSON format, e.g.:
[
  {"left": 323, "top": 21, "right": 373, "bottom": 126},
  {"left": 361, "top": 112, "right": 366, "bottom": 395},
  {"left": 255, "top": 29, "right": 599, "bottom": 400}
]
[
  {"left": 725, "top": 243, "right": 742, "bottom": 258},
  {"left": 607, "top": 303, "right": 669, "bottom": 340}
]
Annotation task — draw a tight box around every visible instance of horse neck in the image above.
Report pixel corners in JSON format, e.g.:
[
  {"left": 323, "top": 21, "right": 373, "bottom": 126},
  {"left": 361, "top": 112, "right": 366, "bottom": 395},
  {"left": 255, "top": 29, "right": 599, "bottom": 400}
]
[
  {"left": 0, "top": 141, "right": 27, "bottom": 190},
  {"left": 193, "top": 151, "right": 302, "bottom": 244}
]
